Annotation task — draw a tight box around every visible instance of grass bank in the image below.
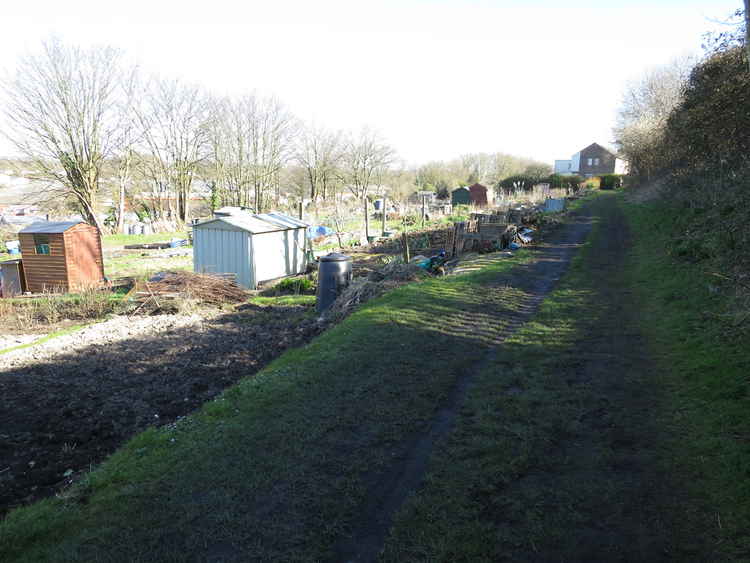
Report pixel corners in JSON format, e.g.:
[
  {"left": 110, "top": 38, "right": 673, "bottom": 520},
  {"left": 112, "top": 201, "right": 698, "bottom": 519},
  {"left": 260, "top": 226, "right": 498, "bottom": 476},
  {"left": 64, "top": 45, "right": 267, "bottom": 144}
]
[
  {"left": 622, "top": 195, "right": 750, "bottom": 558},
  {"left": 0, "top": 241, "right": 536, "bottom": 561}
]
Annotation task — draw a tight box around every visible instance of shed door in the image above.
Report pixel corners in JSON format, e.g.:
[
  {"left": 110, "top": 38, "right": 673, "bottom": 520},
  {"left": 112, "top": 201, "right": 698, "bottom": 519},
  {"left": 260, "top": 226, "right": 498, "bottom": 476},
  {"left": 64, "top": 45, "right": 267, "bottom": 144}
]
[{"left": 193, "top": 227, "right": 252, "bottom": 288}]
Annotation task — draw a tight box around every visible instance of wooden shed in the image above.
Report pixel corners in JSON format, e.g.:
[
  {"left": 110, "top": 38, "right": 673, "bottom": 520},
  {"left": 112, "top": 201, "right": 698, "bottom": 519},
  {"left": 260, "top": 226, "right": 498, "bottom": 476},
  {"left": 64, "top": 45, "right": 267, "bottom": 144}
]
[
  {"left": 451, "top": 187, "right": 471, "bottom": 206},
  {"left": 468, "top": 183, "right": 492, "bottom": 207},
  {"left": 18, "top": 221, "right": 104, "bottom": 293},
  {"left": 0, "top": 259, "right": 27, "bottom": 297}
]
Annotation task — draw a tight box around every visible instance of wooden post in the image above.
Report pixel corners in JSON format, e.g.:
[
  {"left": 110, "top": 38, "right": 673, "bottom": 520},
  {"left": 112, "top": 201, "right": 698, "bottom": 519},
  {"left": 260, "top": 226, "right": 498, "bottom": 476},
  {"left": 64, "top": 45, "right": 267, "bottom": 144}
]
[
  {"left": 381, "top": 194, "right": 387, "bottom": 236},
  {"left": 402, "top": 220, "right": 410, "bottom": 264},
  {"left": 421, "top": 195, "right": 426, "bottom": 229},
  {"left": 298, "top": 201, "right": 303, "bottom": 220}
]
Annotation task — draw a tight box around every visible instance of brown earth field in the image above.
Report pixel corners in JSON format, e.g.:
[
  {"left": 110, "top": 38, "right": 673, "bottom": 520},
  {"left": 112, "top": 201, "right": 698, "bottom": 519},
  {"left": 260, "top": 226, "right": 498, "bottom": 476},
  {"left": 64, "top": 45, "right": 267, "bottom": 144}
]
[{"left": 0, "top": 303, "right": 322, "bottom": 518}]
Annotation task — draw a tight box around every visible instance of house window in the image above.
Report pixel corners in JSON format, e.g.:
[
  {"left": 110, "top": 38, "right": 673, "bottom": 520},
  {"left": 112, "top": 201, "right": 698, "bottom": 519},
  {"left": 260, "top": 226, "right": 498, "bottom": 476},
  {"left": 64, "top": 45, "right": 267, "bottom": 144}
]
[
  {"left": 587, "top": 158, "right": 593, "bottom": 166},
  {"left": 33, "top": 234, "right": 50, "bottom": 255},
  {"left": 594, "top": 158, "right": 600, "bottom": 166}
]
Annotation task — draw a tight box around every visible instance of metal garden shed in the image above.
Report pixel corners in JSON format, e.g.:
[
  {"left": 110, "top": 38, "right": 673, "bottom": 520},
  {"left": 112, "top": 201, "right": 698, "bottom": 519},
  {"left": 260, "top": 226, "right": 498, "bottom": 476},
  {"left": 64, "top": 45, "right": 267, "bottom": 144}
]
[
  {"left": 193, "top": 210, "right": 308, "bottom": 289},
  {"left": 18, "top": 221, "right": 104, "bottom": 293}
]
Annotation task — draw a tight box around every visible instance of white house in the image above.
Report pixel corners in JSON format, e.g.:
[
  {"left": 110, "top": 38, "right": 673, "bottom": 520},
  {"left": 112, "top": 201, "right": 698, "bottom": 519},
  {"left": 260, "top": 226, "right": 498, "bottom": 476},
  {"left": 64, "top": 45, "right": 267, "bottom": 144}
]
[{"left": 193, "top": 209, "right": 308, "bottom": 289}]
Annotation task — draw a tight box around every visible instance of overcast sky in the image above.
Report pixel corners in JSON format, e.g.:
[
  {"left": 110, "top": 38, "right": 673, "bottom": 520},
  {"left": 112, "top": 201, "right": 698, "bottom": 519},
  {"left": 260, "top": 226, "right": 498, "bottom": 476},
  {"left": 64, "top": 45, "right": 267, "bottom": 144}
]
[{"left": 0, "top": 0, "right": 740, "bottom": 166}]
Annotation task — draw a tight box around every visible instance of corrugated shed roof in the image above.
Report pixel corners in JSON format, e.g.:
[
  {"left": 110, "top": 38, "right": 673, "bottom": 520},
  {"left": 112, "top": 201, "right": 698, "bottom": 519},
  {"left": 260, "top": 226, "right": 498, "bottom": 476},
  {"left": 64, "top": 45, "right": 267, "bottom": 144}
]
[
  {"left": 19, "top": 221, "right": 84, "bottom": 234},
  {"left": 256, "top": 212, "right": 309, "bottom": 229},
  {"left": 195, "top": 211, "right": 307, "bottom": 234}
]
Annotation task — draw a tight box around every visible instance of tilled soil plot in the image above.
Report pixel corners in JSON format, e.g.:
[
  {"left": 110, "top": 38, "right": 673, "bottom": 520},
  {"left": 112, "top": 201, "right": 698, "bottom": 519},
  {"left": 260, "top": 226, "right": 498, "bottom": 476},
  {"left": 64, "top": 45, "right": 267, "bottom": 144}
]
[{"left": 0, "top": 303, "right": 322, "bottom": 518}]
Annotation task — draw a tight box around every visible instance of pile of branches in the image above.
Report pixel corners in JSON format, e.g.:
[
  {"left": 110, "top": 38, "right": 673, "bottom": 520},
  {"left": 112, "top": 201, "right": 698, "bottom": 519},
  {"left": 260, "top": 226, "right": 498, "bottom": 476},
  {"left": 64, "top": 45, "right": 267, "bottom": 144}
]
[
  {"left": 324, "top": 279, "right": 394, "bottom": 322},
  {"left": 133, "top": 271, "right": 248, "bottom": 311},
  {"left": 368, "top": 261, "right": 428, "bottom": 282},
  {"left": 373, "top": 227, "right": 453, "bottom": 253},
  {"left": 325, "top": 261, "right": 430, "bottom": 322}
]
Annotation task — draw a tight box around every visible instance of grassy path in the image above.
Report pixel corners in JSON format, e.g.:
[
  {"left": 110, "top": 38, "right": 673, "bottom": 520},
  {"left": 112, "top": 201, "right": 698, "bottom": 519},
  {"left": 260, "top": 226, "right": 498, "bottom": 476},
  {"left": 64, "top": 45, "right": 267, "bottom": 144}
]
[{"left": 381, "top": 193, "right": 678, "bottom": 561}]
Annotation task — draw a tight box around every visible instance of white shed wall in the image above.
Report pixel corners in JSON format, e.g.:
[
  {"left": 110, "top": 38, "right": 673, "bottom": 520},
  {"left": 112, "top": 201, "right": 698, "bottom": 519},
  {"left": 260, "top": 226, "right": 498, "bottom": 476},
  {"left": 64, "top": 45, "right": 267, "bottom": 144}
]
[
  {"left": 252, "top": 228, "right": 306, "bottom": 284},
  {"left": 193, "top": 225, "right": 253, "bottom": 288}
]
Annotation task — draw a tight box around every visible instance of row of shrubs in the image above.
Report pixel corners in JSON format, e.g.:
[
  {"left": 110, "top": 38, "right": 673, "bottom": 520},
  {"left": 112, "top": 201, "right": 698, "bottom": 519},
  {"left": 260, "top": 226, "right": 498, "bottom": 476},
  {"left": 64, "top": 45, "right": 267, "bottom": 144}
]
[{"left": 497, "top": 173, "right": 624, "bottom": 192}]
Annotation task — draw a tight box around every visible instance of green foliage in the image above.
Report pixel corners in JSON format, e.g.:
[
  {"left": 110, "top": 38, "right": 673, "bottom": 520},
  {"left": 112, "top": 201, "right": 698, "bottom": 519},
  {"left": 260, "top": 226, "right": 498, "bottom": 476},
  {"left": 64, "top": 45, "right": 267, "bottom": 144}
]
[
  {"left": 446, "top": 204, "right": 471, "bottom": 223},
  {"left": 599, "top": 174, "right": 623, "bottom": 190},
  {"left": 275, "top": 276, "right": 315, "bottom": 294},
  {"left": 625, "top": 45, "right": 750, "bottom": 315},
  {"left": 498, "top": 174, "right": 536, "bottom": 192},
  {"left": 522, "top": 162, "right": 553, "bottom": 181},
  {"left": 547, "top": 174, "right": 583, "bottom": 190}
]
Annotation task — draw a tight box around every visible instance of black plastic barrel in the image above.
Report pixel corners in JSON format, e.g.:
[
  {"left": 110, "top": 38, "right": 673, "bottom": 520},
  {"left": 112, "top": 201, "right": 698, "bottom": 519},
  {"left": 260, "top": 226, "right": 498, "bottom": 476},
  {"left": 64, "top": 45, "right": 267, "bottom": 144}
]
[{"left": 316, "top": 252, "right": 353, "bottom": 313}]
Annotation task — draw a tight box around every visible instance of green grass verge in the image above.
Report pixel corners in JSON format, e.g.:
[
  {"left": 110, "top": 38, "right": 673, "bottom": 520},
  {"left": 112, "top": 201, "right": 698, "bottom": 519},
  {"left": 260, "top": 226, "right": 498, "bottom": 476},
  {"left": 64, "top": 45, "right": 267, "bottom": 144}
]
[
  {"left": 248, "top": 294, "right": 317, "bottom": 307},
  {"left": 102, "top": 232, "right": 187, "bottom": 249},
  {"left": 104, "top": 253, "right": 192, "bottom": 279},
  {"left": 0, "top": 245, "right": 536, "bottom": 562},
  {"left": 621, "top": 195, "right": 750, "bottom": 558}
]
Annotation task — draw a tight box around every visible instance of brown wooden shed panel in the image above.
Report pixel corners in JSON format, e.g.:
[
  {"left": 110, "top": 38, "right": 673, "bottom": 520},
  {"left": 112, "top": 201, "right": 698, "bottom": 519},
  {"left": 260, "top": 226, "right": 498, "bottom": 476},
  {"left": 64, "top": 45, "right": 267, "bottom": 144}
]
[
  {"left": 65, "top": 224, "right": 104, "bottom": 290},
  {"left": 468, "top": 183, "right": 489, "bottom": 207}
]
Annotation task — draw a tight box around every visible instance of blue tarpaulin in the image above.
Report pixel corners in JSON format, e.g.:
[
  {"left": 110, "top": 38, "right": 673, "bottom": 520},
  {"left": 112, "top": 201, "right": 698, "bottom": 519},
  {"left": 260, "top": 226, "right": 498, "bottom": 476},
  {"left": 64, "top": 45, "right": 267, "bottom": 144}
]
[{"left": 307, "top": 225, "right": 334, "bottom": 238}]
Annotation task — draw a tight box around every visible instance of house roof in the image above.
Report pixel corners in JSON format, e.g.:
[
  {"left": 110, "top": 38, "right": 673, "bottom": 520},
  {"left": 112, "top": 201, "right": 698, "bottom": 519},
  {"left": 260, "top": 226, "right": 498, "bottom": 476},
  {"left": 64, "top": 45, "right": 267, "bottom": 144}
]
[
  {"left": 468, "top": 183, "right": 487, "bottom": 191},
  {"left": 195, "top": 210, "right": 308, "bottom": 234},
  {"left": 19, "top": 221, "right": 84, "bottom": 234},
  {"left": 452, "top": 186, "right": 470, "bottom": 192},
  {"left": 581, "top": 142, "right": 615, "bottom": 156}
]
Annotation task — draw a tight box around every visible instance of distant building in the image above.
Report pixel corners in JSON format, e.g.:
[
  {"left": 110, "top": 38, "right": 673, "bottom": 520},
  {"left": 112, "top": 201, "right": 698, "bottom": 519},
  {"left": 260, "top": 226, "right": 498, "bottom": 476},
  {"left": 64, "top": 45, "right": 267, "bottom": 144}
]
[
  {"left": 468, "top": 183, "right": 493, "bottom": 207},
  {"left": 554, "top": 143, "right": 628, "bottom": 178},
  {"left": 451, "top": 187, "right": 471, "bottom": 206}
]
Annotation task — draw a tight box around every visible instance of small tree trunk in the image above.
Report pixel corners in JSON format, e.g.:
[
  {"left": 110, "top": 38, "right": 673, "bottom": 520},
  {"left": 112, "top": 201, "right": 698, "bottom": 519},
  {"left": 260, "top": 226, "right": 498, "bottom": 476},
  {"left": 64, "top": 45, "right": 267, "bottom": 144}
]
[
  {"left": 117, "top": 182, "right": 126, "bottom": 234},
  {"left": 745, "top": 0, "right": 750, "bottom": 74},
  {"left": 363, "top": 195, "right": 370, "bottom": 243},
  {"left": 381, "top": 194, "right": 387, "bottom": 235},
  {"left": 402, "top": 225, "right": 410, "bottom": 263}
]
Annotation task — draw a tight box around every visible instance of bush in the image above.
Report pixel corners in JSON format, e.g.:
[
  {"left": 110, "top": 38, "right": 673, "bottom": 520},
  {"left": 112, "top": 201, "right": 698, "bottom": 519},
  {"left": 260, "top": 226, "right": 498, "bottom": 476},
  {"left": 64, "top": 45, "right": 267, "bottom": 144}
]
[
  {"left": 498, "top": 175, "right": 536, "bottom": 192},
  {"left": 547, "top": 174, "right": 583, "bottom": 190},
  {"left": 275, "top": 277, "right": 315, "bottom": 295},
  {"left": 599, "top": 174, "right": 623, "bottom": 190}
]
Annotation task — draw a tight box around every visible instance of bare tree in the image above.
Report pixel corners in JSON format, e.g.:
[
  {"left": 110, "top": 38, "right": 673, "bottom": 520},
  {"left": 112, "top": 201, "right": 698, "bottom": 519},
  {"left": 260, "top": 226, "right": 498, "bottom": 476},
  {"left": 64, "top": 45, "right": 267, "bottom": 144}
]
[
  {"left": 296, "top": 123, "right": 342, "bottom": 205},
  {"left": 247, "top": 96, "right": 297, "bottom": 213},
  {"left": 136, "top": 77, "right": 210, "bottom": 224},
  {"left": 206, "top": 94, "right": 297, "bottom": 212},
  {"left": 341, "top": 128, "right": 395, "bottom": 242},
  {"left": 613, "top": 57, "right": 693, "bottom": 181},
  {"left": 1, "top": 38, "right": 129, "bottom": 231},
  {"left": 111, "top": 68, "right": 140, "bottom": 233}
]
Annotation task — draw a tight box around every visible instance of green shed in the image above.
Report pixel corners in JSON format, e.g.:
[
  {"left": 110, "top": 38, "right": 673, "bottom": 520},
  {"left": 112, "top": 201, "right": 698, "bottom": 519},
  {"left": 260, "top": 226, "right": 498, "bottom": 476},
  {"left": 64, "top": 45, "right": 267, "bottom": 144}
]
[{"left": 451, "top": 187, "right": 471, "bottom": 206}]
